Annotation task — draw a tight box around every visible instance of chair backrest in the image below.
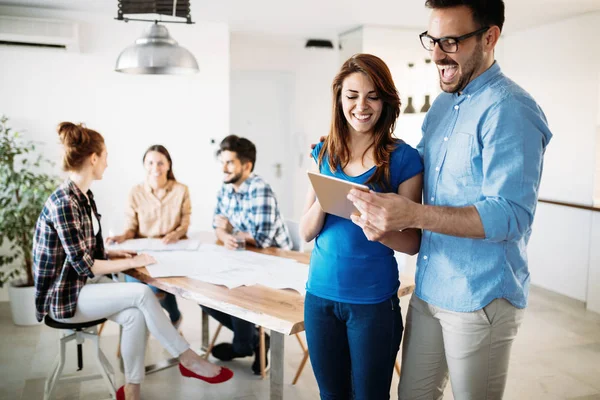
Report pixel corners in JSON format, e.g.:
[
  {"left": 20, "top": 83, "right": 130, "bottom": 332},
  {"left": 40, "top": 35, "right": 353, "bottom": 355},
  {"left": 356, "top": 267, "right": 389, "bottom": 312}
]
[{"left": 285, "top": 219, "right": 303, "bottom": 252}]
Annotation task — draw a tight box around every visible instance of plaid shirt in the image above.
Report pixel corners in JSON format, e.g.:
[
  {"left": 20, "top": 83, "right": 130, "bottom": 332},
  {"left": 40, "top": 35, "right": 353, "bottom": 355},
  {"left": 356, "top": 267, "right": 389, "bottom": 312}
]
[
  {"left": 213, "top": 173, "right": 292, "bottom": 250},
  {"left": 33, "top": 179, "right": 105, "bottom": 321}
]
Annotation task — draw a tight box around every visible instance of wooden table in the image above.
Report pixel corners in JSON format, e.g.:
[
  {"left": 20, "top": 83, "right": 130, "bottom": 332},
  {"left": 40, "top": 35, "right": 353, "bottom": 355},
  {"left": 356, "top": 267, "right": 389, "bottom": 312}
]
[{"left": 125, "top": 232, "right": 415, "bottom": 400}]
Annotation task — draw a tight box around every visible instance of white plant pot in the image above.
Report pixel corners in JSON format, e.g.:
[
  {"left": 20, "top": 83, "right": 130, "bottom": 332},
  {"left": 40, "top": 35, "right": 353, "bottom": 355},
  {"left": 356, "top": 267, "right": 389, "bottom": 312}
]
[{"left": 8, "top": 279, "right": 41, "bottom": 326}]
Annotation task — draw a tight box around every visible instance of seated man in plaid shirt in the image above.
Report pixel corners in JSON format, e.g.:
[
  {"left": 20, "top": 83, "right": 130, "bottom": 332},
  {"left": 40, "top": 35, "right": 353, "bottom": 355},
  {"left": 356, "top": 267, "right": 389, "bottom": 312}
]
[{"left": 203, "top": 134, "right": 293, "bottom": 374}]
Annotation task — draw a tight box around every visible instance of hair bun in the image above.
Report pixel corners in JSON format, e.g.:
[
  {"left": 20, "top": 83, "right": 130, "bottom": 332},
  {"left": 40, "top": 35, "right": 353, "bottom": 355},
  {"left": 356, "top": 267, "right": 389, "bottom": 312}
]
[{"left": 57, "top": 121, "right": 87, "bottom": 146}]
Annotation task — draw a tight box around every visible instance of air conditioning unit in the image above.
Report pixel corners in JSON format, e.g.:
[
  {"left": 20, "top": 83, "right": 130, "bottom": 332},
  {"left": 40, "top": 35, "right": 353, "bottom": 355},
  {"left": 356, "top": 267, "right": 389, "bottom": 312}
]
[{"left": 0, "top": 16, "right": 79, "bottom": 51}]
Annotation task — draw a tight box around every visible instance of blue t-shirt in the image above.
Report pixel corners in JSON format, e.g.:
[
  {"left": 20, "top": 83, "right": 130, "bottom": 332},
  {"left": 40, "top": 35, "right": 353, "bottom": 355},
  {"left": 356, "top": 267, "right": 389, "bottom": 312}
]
[{"left": 307, "top": 140, "right": 424, "bottom": 304}]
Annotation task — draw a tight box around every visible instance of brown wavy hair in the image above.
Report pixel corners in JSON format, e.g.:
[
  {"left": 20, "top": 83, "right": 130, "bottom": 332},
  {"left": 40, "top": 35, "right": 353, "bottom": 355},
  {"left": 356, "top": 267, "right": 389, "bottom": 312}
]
[
  {"left": 57, "top": 122, "right": 105, "bottom": 171},
  {"left": 317, "top": 53, "right": 401, "bottom": 190},
  {"left": 143, "top": 145, "right": 176, "bottom": 181}
]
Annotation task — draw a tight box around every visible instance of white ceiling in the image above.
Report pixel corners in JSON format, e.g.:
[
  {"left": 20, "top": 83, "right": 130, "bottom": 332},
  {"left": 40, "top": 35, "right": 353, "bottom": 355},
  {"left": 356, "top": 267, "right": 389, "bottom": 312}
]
[{"left": 1, "top": 0, "right": 599, "bottom": 38}]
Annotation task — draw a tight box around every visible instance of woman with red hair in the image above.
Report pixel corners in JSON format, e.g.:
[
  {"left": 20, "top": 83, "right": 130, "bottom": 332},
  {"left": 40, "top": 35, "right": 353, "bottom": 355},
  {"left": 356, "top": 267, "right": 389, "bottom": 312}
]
[
  {"left": 33, "top": 122, "right": 233, "bottom": 400},
  {"left": 300, "top": 54, "right": 423, "bottom": 399}
]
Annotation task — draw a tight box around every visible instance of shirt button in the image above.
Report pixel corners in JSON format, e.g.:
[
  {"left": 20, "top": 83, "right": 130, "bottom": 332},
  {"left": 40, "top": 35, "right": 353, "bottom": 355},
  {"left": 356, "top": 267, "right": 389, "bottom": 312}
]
[
  {"left": 423, "top": 255, "right": 428, "bottom": 260},
  {"left": 435, "top": 167, "right": 440, "bottom": 171},
  {"left": 444, "top": 137, "right": 448, "bottom": 141},
  {"left": 454, "top": 105, "right": 459, "bottom": 110},
  {"left": 467, "top": 95, "right": 471, "bottom": 99},
  {"left": 430, "top": 197, "right": 435, "bottom": 202}
]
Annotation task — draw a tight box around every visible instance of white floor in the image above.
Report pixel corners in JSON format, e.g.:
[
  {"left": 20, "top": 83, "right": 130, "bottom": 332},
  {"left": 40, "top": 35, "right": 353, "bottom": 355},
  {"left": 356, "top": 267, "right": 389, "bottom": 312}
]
[{"left": 1, "top": 286, "right": 599, "bottom": 400}]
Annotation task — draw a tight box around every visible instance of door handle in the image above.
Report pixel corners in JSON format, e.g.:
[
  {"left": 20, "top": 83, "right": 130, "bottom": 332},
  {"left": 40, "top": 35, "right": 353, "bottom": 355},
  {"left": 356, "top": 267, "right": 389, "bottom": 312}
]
[{"left": 274, "top": 163, "right": 282, "bottom": 178}]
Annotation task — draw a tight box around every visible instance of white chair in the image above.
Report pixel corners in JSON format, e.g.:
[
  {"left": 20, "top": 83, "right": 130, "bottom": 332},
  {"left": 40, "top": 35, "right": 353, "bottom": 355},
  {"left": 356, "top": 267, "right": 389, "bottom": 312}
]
[
  {"left": 43, "top": 316, "right": 116, "bottom": 400},
  {"left": 285, "top": 219, "right": 304, "bottom": 252}
]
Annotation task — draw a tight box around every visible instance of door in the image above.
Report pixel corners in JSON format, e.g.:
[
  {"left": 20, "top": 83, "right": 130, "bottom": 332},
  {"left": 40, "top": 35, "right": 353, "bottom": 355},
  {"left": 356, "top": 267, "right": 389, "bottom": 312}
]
[{"left": 230, "top": 70, "right": 294, "bottom": 218}]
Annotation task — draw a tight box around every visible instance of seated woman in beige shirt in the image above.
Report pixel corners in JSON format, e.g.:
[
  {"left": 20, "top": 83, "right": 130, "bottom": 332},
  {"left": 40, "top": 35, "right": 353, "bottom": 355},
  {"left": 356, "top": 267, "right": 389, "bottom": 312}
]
[{"left": 106, "top": 145, "right": 190, "bottom": 327}]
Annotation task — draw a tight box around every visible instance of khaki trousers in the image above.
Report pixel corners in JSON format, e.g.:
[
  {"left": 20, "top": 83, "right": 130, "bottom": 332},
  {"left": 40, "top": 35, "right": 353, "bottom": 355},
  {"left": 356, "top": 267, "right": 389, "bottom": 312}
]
[{"left": 398, "top": 294, "right": 524, "bottom": 400}]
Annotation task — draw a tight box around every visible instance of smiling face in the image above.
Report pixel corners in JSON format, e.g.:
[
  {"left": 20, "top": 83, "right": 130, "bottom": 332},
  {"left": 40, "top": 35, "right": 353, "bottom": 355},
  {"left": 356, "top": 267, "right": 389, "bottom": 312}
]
[
  {"left": 341, "top": 72, "right": 383, "bottom": 136},
  {"left": 428, "top": 5, "right": 488, "bottom": 94},
  {"left": 219, "top": 150, "right": 251, "bottom": 185},
  {"left": 143, "top": 150, "right": 170, "bottom": 183}
]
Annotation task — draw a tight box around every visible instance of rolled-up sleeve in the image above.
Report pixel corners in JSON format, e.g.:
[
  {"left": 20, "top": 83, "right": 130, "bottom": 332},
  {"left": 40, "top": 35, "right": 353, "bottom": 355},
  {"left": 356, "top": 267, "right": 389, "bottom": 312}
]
[
  {"left": 53, "top": 200, "right": 95, "bottom": 278},
  {"left": 177, "top": 186, "right": 192, "bottom": 234},
  {"left": 474, "top": 96, "right": 551, "bottom": 242}
]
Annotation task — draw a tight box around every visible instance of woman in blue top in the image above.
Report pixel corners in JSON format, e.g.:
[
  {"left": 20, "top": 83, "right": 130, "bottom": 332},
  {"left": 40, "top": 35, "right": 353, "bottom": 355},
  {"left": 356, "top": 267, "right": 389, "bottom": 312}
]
[{"left": 300, "top": 54, "right": 423, "bottom": 399}]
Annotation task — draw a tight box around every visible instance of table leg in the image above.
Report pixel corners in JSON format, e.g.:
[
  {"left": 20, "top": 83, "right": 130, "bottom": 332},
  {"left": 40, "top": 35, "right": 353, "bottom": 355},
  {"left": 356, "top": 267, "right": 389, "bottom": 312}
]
[
  {"left": 270, "top": 331, "right": 285, "bottom": 400},
  {"left": 259, "top": 326, "right": 266, "bottom": 378},
  {"left": 145, "top": 358, "right": 179, "bottom": 374},
  {"left": 140, "top": 325, "right": 178, "bottom": 374},
  {"left": 201, "top": 309, "right": 209, "bottom": 353}
]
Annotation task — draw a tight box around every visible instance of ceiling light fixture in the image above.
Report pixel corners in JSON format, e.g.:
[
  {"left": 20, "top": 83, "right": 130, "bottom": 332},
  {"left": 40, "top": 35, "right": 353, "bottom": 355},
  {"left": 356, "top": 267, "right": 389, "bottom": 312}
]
[{"left": 114, "top": 0, "right": 199, "bottom": 75}]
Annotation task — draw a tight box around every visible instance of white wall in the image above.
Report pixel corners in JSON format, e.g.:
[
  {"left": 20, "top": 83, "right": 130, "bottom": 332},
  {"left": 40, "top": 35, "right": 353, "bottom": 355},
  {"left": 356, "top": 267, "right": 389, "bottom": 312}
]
[
  {"left": 498, "top": 12, "right": 600, "bottom": 310},
  {"left": 498, "top": 12, "right": 600, "bottom": 205},
  {"left": 0, "top": 6, "right": 230, "bottom": 299},
  {"left": 230, "top": 32, "right": 339, "bottom": 221},
  {"left": 595, "top": 76, "right": 600, "bottom": 206},
  {"left": 526, "top": 203, "right": 591, "bottom": 301},
  {"left": 338, "top": 27, "right": 363, "bottom": 65},
  {"left": 588, "top": 212, "right": 600, "bottom": 313}
]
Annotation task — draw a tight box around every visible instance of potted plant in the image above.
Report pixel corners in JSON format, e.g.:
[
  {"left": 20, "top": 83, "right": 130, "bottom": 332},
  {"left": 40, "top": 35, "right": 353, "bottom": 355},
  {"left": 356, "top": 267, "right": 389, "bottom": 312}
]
[{"left": 0, "top": 116, "right": 60, "bottom": 325}]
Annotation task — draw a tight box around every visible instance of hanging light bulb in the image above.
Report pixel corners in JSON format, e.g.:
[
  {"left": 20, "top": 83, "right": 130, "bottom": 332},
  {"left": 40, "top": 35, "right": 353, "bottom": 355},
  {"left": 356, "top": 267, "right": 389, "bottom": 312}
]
[{"left": 115, "top": 23, "right": 198, "bottom": 75}]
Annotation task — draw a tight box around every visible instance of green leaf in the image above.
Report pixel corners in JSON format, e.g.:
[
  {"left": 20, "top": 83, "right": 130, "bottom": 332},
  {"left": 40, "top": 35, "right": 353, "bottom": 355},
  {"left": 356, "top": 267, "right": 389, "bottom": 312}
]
[{"left": 0, "top": 116, "right": 59, "bottom": 285}]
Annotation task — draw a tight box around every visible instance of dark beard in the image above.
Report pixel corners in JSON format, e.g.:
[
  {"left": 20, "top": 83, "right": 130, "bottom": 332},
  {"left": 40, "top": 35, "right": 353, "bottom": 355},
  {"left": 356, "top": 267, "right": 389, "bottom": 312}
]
[
  {"left": 438, "top": 40, "right": 484, "bottom": 94},
  {"left": 224, "top": 171, "right": 244, "bottom": 185}
]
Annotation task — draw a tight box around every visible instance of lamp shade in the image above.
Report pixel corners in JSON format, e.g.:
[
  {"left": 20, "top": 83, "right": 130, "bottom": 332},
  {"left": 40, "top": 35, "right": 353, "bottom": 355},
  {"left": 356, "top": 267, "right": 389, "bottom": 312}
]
[{"left": 115, "top": 23, "right": 198, "bottom": 75}]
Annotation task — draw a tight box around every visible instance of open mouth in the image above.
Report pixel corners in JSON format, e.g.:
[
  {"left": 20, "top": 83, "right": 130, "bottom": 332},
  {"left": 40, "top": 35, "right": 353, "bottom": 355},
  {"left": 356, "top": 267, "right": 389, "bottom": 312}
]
[
  {"left": 438, "top": 64, "right": 458, "bottom": 82},
  {"left": 353, "top": 113, "right": 372, "bottom": 123}
]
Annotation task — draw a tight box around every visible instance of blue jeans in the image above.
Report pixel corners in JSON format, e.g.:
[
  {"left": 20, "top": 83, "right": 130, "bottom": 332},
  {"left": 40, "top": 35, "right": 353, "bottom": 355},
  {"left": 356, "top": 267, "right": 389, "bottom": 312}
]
[
  {"left": 304, "top": 292, "right": 403, "bottom": 400},
  {"left": 124, "top": 275, "right": 181, "bottom": 324},
  {"left": 200, "top": 306, "right": 257, "bottom": 355}
]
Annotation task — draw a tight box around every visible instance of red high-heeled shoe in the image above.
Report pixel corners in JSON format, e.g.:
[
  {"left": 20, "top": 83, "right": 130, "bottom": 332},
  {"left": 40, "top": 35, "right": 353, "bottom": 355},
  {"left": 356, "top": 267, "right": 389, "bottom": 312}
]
[
  {"left": 116, "top": 385, "right": 125, "bottom": 400},
  {"left": 179, "top": 363, "right": 234, "bottom": 384}
]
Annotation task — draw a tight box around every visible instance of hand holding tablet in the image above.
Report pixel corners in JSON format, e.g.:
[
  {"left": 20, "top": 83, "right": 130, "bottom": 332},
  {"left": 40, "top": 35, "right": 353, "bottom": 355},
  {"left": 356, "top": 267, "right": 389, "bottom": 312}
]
[{"left": 307, "top": 171, "right": 370, "bottom": 220}]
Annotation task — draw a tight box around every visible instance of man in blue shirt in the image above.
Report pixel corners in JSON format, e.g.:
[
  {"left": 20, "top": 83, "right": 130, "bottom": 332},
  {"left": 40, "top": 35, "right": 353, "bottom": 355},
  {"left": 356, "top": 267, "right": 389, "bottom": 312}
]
[
  {"left": 204, "top": 135, "right": 292, "bottom": 375},
  {"left": 348, "top": 1, "right": 552, "bottom": 398}
]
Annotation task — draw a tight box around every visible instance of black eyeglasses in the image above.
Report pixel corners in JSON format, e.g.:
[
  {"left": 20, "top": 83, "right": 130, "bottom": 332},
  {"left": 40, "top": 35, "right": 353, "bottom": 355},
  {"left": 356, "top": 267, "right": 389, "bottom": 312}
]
[{"left": 419, "top": 27, "right": 490, "bottom": 53}]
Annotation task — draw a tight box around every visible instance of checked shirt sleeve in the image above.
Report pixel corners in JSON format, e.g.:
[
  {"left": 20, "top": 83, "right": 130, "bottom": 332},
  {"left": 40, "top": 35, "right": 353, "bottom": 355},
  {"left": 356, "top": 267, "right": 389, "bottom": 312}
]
[
  {"left": 53, "top": 199, "right": 95, "bottom": 278},
  {"left": 212, "top": 186, "right": 227, "bottom": 230},
  {"left": 248, "top": 184, "right": 279, "bottom": 248}
]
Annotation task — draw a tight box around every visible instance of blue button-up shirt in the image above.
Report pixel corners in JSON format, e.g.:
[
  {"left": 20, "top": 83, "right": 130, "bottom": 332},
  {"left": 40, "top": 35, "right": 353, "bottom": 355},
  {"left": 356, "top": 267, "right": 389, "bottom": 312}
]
[{"left": 416, "top": 62, "right": 553, "bottom": 312}]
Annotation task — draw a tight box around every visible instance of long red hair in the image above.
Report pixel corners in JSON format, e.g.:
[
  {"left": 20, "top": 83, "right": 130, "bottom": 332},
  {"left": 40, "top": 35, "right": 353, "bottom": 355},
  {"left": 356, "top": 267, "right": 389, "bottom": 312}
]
[{"left": 317, "top": 53, "right": 401, "bottom": 190}]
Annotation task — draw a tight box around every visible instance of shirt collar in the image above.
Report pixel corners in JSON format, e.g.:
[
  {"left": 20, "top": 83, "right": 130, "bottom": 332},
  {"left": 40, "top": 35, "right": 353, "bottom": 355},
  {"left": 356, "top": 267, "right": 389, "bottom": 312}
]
[
  {"left": 66, "top": 178, "right": 93, "bottom": 206},
  {"left": 459, "top": 61, "right": 501, "bottom": 97},
  {"left": 144, "top": 179, "right": 174, "bottom": 194},
  {"left": 225, "top": 173, "right": 255, "bottom": 196}
]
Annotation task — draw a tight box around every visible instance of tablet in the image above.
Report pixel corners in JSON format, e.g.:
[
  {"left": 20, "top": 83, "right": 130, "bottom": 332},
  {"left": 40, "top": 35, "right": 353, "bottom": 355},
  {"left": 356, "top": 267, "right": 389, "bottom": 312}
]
[{"left": 307, "top": 171, "right": 370, "bottom": 220}]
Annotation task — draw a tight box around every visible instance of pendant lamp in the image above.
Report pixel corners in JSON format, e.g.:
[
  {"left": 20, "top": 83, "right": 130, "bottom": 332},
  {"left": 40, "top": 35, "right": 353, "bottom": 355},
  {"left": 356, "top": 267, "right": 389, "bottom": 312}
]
[{"left": 115, "top": 23, "right": 198, "bottom": 75}]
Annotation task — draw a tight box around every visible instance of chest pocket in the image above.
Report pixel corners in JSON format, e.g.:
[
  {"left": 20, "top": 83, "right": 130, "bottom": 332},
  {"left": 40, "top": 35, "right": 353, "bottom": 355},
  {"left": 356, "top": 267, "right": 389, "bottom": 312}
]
[{"left": 442, "top": 132, "right": 473, "bottom": 180}]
